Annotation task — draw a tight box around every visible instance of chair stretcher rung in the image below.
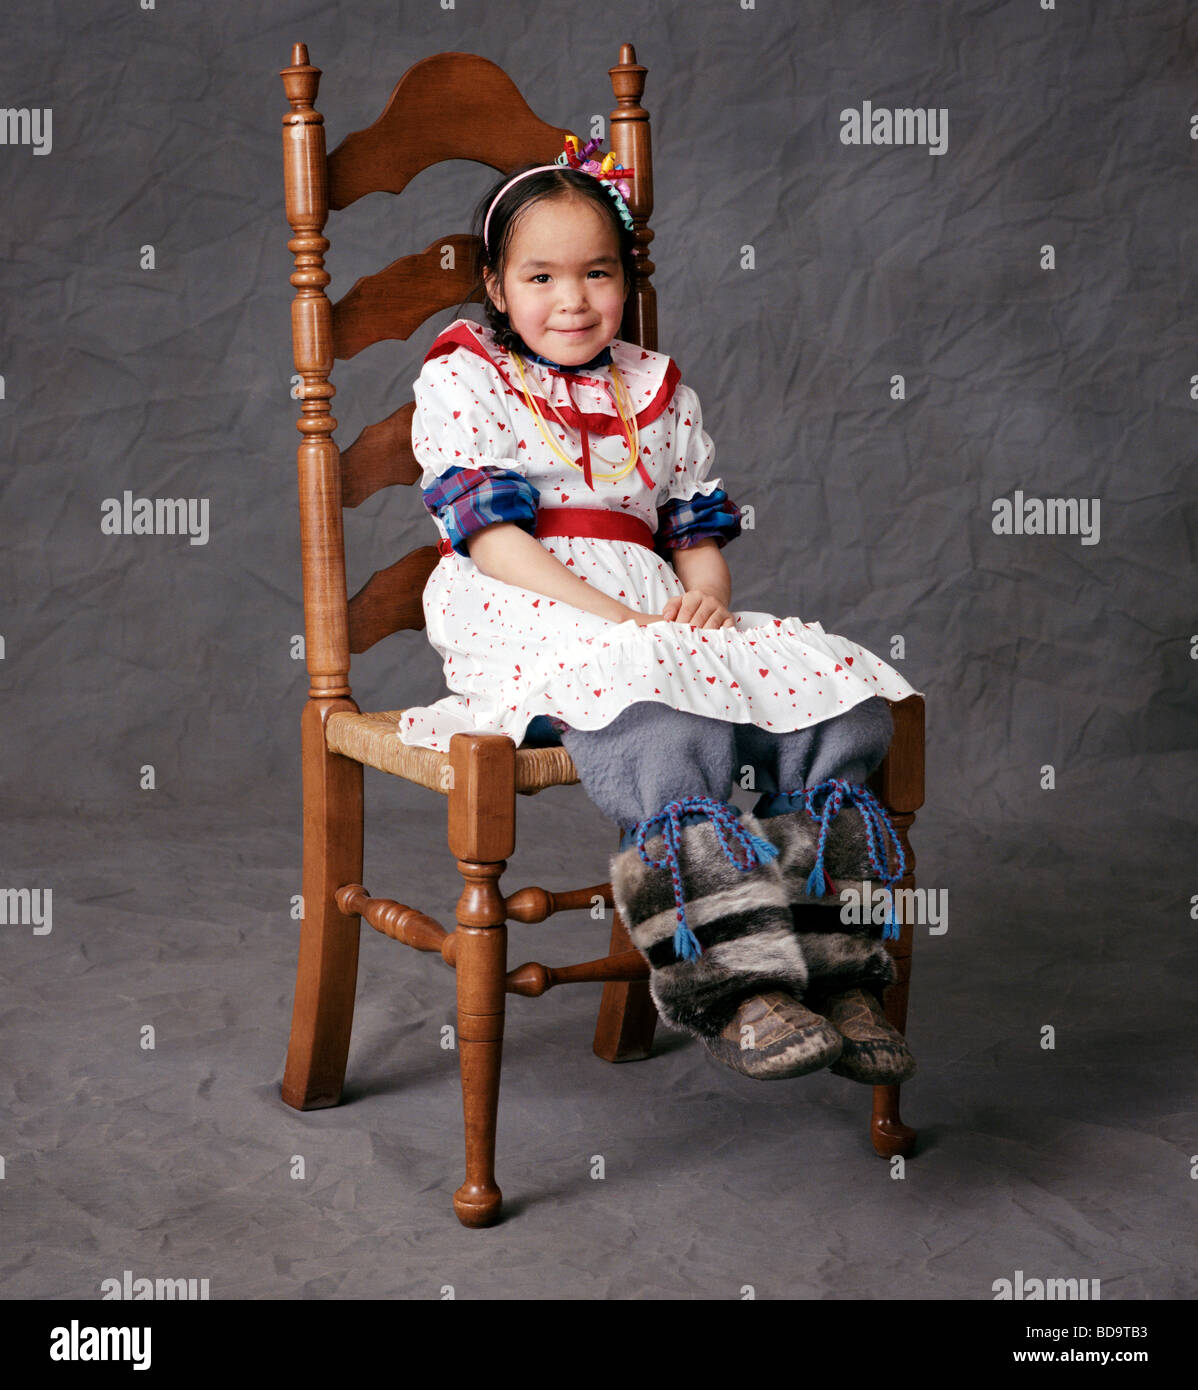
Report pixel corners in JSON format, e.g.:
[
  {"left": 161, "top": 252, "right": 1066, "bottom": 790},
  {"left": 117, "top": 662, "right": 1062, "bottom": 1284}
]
[
  {"left": 335, "top": 884, "right": 449, "bottom": 954},
  {"left": 506, "top": 950, "right": 649, "bottom": 998}
]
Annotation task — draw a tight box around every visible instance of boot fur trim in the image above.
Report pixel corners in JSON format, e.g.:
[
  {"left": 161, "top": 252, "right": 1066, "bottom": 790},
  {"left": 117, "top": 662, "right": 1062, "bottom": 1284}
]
[
  {"left": 611, "top": 810, "right": 808, "bottom": 1039},
  {"left": 796, "top": 931, "right": 897, "bottom": 1005}
]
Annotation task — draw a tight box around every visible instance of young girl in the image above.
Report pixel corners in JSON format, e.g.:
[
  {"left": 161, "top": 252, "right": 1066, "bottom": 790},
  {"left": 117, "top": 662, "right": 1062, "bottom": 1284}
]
[{"left": 399, "top": 136, "right": 924, "bottom": 1085}]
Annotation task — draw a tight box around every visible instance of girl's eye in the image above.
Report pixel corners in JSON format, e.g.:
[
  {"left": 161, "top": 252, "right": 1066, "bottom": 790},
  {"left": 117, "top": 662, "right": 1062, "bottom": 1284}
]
[{"left": 529, "top": 270, "right": 610, "bottom": 284}]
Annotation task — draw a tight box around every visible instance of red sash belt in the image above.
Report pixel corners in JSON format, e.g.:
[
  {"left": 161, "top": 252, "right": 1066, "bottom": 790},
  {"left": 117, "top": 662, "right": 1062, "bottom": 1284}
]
[{"left": 438, "top": 507, "right": 656, "bottom": 557}]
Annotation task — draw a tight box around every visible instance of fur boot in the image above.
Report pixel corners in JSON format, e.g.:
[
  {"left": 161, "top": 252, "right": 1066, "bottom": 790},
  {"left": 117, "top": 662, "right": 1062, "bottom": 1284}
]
[
  {"left": 700, "top": 989, "right": 844, "bottom": 1079},
  {"left": 788, "top": 897, "right": 899, "bottom": 1001},
  {"left": 610, "top": 797, "right": 842, "bottom": 1078},
  {"left": 809, "top": 982, "right": 917, "bottom": 1085},
  {"left": 752, "top": 778, "right": 909, "bottom": 1025},
  {"left": 752, "top": 777, "right": 907, "bottom": 915}
]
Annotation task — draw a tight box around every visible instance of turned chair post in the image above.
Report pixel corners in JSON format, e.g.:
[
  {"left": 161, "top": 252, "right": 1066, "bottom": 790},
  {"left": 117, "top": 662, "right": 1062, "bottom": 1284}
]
[
  {"left": 608, "top": 43, "right": 657, "bottom": 351},
  {"left": 279, "top": 43, "right": 365, "bottom": 1111}
]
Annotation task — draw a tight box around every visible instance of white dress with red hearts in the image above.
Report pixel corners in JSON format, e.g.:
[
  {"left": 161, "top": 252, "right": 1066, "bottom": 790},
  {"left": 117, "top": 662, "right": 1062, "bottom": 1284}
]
[{"left": 396, "top": 318, "right": 921, "bottom": 754}]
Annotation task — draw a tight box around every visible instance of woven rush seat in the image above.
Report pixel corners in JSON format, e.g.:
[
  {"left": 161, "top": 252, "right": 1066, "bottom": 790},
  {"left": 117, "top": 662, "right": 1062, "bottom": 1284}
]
[{"left": 325, "top": 708, "right": 581, "bottom": 795}]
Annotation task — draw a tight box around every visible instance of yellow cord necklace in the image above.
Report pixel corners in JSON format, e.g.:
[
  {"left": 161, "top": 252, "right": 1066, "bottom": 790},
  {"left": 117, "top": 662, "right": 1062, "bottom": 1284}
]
[{"left": 510, "top": 350, "right": 641, "bottom": 484}]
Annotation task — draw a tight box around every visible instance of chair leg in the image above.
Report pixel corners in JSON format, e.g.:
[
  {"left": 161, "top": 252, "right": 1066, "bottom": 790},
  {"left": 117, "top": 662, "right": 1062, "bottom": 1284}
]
[
  {"left": 452, "top": 903, "right": 507, "bottom": 1228},
  {"left": 281, "top": 697, "right": 364, "bottom": 1111},
  {"left": 870, "top": 929, "right": 916, "bottom": 1156},
  {"left": 865, "top": 699, "right": 922, "bottom": 1155},
  {"left": 593, "top": 905, "right": 658, "bottom": 1062},
  {"left": 447, "top": 733, "right": 516, "bottom": 1228}
]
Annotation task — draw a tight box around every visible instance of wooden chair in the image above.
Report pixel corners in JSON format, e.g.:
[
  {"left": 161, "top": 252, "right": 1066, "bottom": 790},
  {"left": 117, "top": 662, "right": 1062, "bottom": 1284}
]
[{"left": 278, "top": 41, "right": 926, "bottom": 1227}]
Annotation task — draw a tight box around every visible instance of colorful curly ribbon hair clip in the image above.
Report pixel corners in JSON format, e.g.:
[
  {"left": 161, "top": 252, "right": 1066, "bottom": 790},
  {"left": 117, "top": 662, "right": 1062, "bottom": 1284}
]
[
  {"left": 556, "top": 133, "right": 636, "bottom": 230},
  {"left": 482, "top": 133, "right": 636, "bottom": 250}
]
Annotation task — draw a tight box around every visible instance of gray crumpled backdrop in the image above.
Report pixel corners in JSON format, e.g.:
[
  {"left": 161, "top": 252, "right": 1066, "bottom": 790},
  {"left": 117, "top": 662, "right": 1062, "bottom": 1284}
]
[{"left": 1, "top": 0, "right": 1195, "bottom": 1302}]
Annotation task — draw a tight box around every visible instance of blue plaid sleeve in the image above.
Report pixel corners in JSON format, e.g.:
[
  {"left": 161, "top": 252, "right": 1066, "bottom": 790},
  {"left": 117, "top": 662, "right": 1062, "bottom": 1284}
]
[
  {"left": 422, "top": 465, "right": 541, "bottom": 558},
  {"left": 654, "top": 487, "right": 743, "bottom": 556}
]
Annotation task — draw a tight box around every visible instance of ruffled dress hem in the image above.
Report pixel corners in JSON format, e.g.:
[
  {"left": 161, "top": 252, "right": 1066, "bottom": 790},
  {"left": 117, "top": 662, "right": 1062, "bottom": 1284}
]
[{"left": 397, "top": 612, "right": 923, "bottom": 754}]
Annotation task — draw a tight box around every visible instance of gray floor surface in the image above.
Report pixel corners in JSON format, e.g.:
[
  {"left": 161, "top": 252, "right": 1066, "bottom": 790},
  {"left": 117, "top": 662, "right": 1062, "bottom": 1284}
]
[{"left": 2, "top": 774, "right": 1195, "bottom": 1301}]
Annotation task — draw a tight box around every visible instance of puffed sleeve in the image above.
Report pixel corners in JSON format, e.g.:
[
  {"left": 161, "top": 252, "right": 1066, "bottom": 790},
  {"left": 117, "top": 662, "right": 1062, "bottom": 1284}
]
[
  {"left": 412, "top": 349, "right": 540, "bottom": 557},
  {"left": 654, "top": 382, "right": 742, "bottom": 556}
]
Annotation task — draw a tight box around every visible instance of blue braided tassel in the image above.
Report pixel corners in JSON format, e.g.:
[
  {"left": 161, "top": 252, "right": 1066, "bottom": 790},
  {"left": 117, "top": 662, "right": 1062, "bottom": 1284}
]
[
  {"left": 630, "top": 797, "right": 778, "bottom": 963},
  {"left": 882, "top": 885, "right": 899, "bottom": 941},
  {"left": 673, "top": 921, "right": 703, "bottom": 961},
  {"left": 746, "top": 831, "right": 780, "bottom": 864},
  {"left": 783, "top": 777, "right": 907, "bottom": 911}
]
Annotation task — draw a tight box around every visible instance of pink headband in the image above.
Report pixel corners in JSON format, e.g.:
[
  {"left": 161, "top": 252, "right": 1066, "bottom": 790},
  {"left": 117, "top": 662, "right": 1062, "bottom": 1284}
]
[
  {"left": 482, "top": 165, "right": 561, "bottom": 251},
  {"left": 482, "top": 137, "right": 636, "bottom": 254}
]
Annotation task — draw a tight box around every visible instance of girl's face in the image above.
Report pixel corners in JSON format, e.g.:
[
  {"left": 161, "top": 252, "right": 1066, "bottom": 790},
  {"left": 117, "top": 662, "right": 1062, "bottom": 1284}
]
[{"left": 484, "top": 195, "right": 629, "bottom": 366}]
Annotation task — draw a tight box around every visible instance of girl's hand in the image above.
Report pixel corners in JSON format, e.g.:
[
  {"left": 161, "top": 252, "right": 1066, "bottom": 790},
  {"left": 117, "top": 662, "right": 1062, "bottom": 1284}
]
[{"left": 651, "top": 590, "right": 737, "bottom": 630}]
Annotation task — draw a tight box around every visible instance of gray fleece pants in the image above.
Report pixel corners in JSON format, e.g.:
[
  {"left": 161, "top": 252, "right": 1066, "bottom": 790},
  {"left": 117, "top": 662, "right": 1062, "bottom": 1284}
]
[{"left": 552, "top": 696, "right": 894, "bottom": 845}]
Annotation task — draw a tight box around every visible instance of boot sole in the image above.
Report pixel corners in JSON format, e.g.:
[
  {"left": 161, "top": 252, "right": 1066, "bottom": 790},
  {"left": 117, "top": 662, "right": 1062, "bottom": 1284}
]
[
  {"left": 702, "top": 1024, "right": 844, "bottom": 1080},
  {"left": 829, "top": 1045, "right": 917, "bottom": 1085}
]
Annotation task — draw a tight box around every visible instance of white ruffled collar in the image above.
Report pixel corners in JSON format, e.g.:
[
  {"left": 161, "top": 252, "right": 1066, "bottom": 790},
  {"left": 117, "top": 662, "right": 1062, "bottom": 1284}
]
[{"left": 447, "top": 318, "right": 675, "bottom": 418}]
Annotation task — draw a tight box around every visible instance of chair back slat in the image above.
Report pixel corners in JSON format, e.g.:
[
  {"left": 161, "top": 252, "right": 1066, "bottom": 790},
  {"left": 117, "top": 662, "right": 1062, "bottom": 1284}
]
[
  {"left": 341, "top": 402, "right": 420, "bottom": 509},
  {"left": 347, "top": 548, "right": 441, "bottom": 653},
  {"left": 327, "top": 51, "right": 572, "bottom": 210},
  {"left": 332, "top": 235, "right": 483, "bottom": 361}
]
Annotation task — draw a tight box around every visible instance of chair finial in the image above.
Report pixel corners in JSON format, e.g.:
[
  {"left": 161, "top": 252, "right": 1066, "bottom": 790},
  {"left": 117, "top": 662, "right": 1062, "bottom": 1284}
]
[
  {"left": 280, "top": 43, "right": 321, "bottom": 104},
  {"left": 609, "top": 45, "right": 647, "bottom": 105}
]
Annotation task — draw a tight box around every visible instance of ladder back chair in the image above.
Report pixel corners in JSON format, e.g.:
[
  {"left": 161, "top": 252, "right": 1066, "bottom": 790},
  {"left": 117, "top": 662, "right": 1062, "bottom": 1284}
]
[{"left": 278, "top": 41, "right": 926, "bottom": 1227}]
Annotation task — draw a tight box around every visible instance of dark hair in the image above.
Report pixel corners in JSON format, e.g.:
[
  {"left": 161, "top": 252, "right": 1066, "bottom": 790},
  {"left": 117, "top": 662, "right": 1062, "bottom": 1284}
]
[{"left": 459, "top": 164, "right": 637, "bottom": 355}]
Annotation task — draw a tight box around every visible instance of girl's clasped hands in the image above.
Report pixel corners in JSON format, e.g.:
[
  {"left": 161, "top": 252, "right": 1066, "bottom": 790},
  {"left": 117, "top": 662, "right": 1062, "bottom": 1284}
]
[{"left": 631, "top": 588, "right": 737, "bottom": 631}]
